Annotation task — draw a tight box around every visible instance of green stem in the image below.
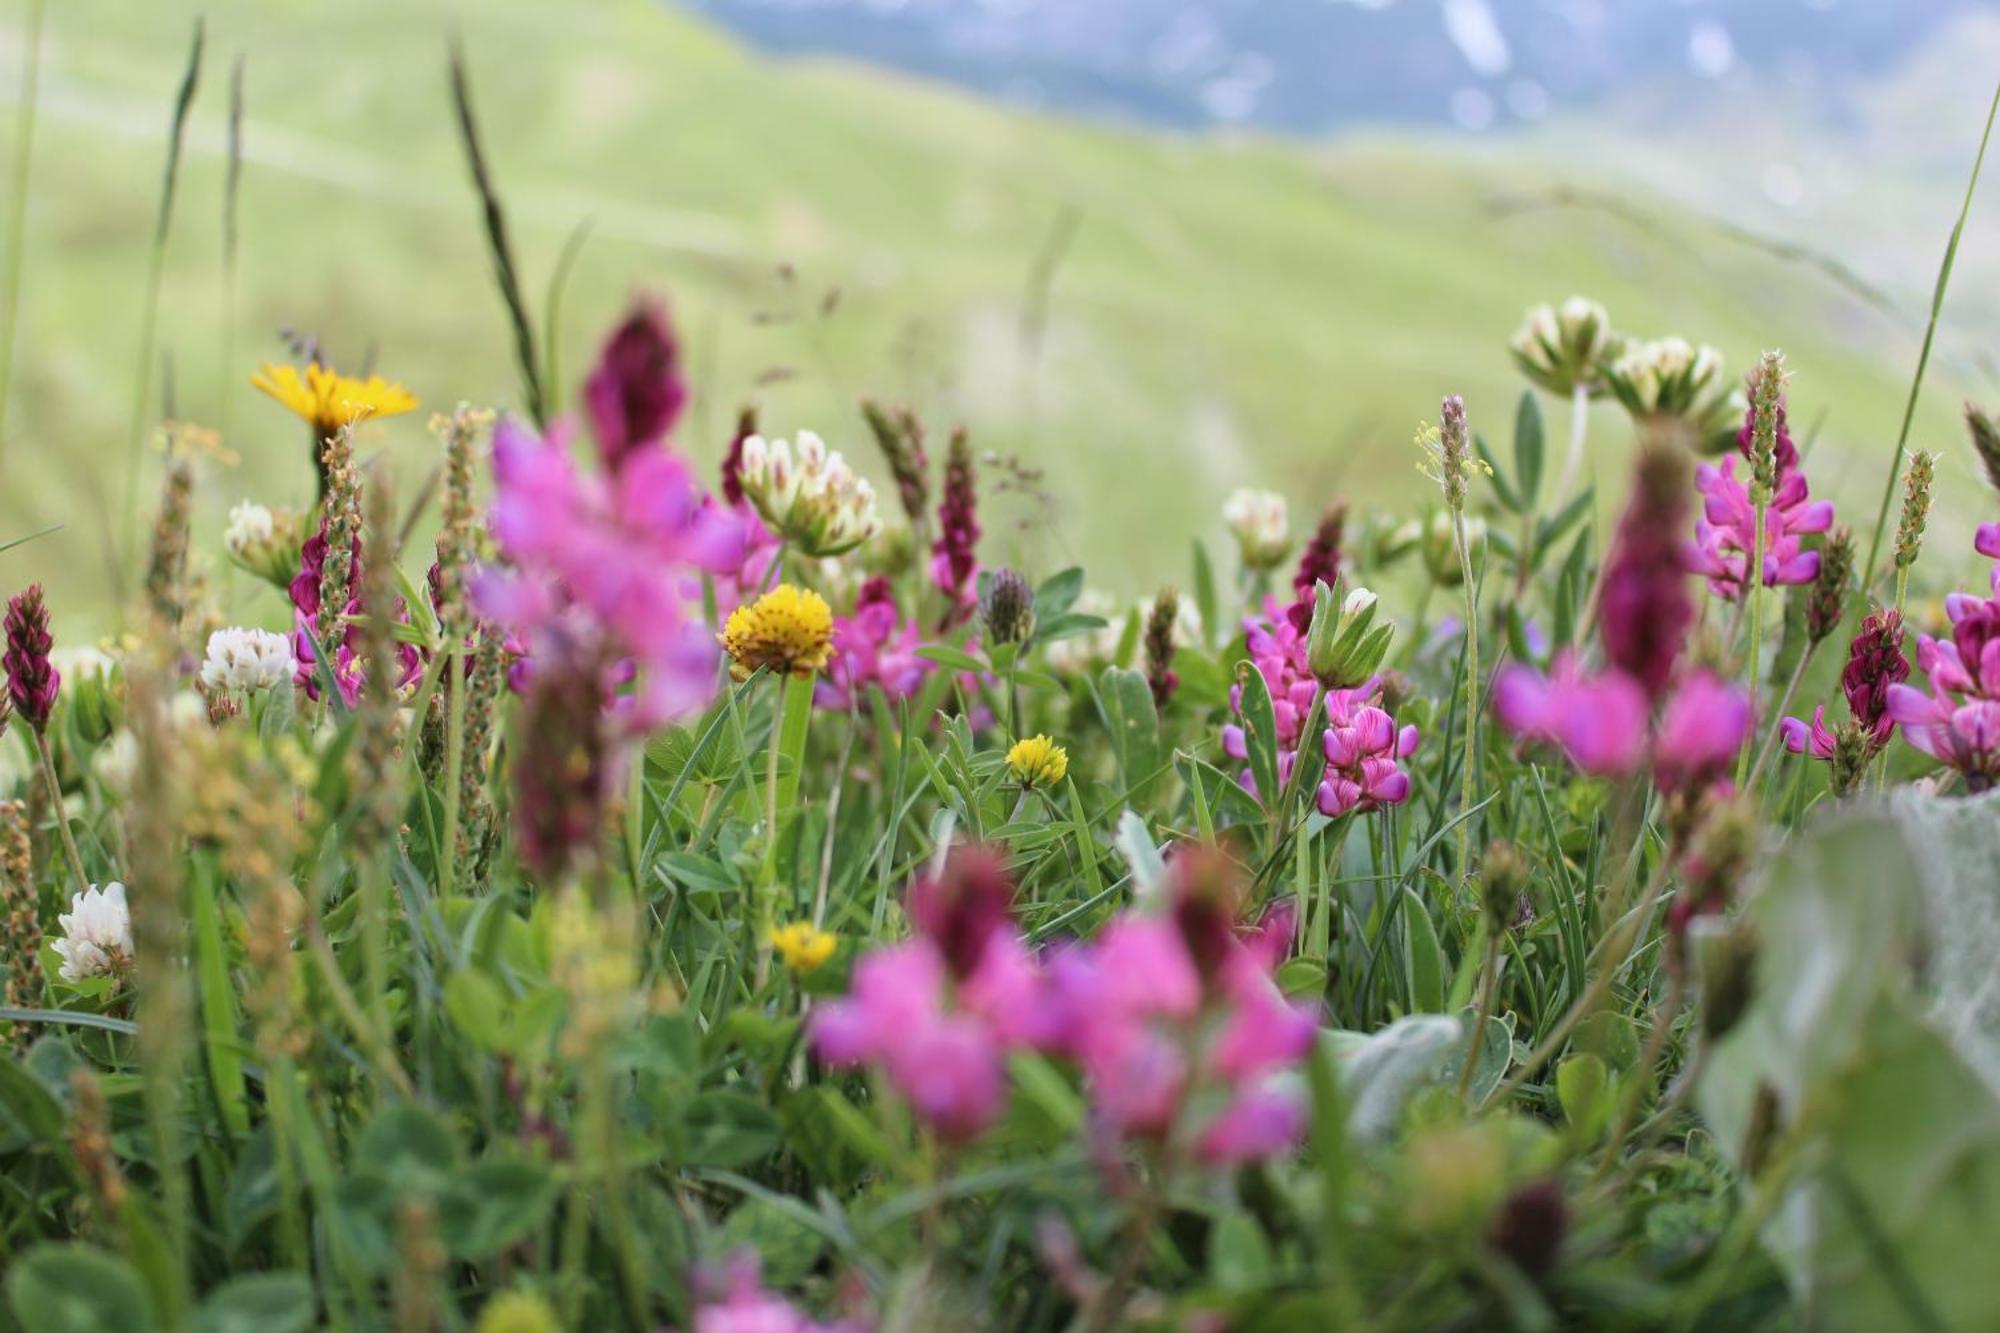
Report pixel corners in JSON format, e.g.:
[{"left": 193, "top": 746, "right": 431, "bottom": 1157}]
[
  {"left": 32, "top": 728, "right": 88, "bottom": 894},
  {"left": 1454, "top": 925, "right": 1503, "bottom": 1102},
  {"left": 439, "top": 644, "right": 466, "bottom": 896},
  {"left": 1860, "top": 77, "right": 2000, "bottom": 590},
  {"left": 1737, "top": 503, "right": 1767, "bottom": 788},
  {"left": 1453, "top": 509, "right": 1480, "bottom": 877}
]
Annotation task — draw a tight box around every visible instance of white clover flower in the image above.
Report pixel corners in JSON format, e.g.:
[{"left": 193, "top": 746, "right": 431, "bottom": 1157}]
[
  {"left": 1222, "top": 488, "right": 1291, "bottom": 571},
  {"left": 225, "top": 501, "right": 275, "bottom": 553},
  {"left": 737, "top": 431, "right": 882, "bottom": 557},
  {"left": 200, "top": 628, "right": 296, "bottom": 695},
  {"left": 1511, "top": 296, "right": 1612, "bottom": 396},
  {"left": 54, "top": 882, "right": 133, "bottom": 983},
  {"left": 1608, "top": 337, "right": 1727, "bottom": 417}
]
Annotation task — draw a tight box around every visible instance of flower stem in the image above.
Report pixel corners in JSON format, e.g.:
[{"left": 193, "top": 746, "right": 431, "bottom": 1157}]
[
  {"left": 1736, "top": 505, "right": 1767, "bottom": 788},
  {"left": 1454, "top": 925, "right": 1503, "bottom": 1102},
  {"left": 1452, "top": 509, "right": 1480, "bottom": 878},
  {"left": 439, "top": 643, "right": 466, "bottom": 896},
  {"left": 32, "top": 728, "right": 88, "bottom": 894}
]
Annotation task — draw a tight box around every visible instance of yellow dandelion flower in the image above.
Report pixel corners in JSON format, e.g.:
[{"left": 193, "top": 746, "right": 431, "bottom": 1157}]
[
  {"left": 768, "top": 920, "right": 838, "bottom": 974},
  {"left": 720, "top": 584, "right": 835, "bottom": 681},
  {"left": 1007, "top": 734, "right": 1068, "bottom": 788},
  {"left": 251, "top": 362, "right": 419, "bottom": 440}
]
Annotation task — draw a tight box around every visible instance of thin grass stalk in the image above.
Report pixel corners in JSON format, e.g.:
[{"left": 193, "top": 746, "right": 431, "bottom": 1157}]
[
  {"left": 446, "top": 38, "right": 545, "bottom": 425},
  {"left": 217, "top": 52, "right": 244, "bottom": 440},
  {"left": 119, "top": 20, "right": 203, "bottom": 580},
  {"left": 0, "top": 0, "right": 46, "bottom": 463},
  {"left": 31, "top": 729, "right": 86, "bottom": 893},
  {"left": 1860, "top": 76, "right": 2000, "bottom": 590}
]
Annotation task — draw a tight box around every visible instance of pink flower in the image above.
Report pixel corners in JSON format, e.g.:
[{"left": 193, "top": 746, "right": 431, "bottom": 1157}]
[
  {"left": 1599, "top": 446, "right": 1694, "bottom": 700},
  {"left": 1198, "top": 1086, "right": 1307, "bottom": 1166},
  {"left": 816, "top": 577, "right": 932, "bottom": 709},
  {"left": 1224, "top": 599, "right": 1417, "bottom": 816},
  {"left": 1652, "top": 671, "right": 1753, "bottom": 792},
  {"left": 1493, "top": 653, "right": 1649, "bottom": 775},
  {"left": 1780, "top": 706, "right": 1837, "bottom": 759},
  {"left": 1685, "top": 403, "right": 1834, "bottom": 601},
  {"left": 475, "top": 416, "right": 743, "bottom": 729},
  {"left": 1887, "top": 547, "right": 2000, "bottom": 786},
  {"left": 683, "top": 1251, "right": 869, "bottom": 1333}
]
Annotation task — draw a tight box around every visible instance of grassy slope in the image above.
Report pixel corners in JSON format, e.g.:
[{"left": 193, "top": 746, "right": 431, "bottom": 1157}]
[{"left": 0, "top": 0, "right": 1968, "bottom": 629}]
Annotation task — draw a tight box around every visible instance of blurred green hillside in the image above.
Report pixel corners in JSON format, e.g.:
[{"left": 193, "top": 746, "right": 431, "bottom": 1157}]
[{"left": 0, "top": 0, "right": 1973, "bottom": 630}]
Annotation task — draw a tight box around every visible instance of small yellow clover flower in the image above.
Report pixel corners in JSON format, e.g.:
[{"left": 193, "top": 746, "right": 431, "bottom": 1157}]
[
  {"left": 769, "top": 921, "right": 838, "bottom": 973},
  {"left": 720, "top": 584, "right": 835, "bottom": 681},
  {"left": 251, "top": 362, "right": 419, "bottom": 440},
  {"left": 1006, "top": 734, "right": 1068, "bottom": 788}
]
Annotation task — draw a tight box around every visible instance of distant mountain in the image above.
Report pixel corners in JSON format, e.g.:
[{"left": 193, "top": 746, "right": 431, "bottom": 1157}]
[{"left": 676, "top": 0, "right": 1977, "bottom": 134}]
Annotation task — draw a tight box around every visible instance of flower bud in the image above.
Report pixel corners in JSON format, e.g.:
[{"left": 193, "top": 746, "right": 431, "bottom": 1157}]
[
  {"left": 978, "top": 567, "right": 1036, "bottom": 648},
  {"left": 735, "top": 431, "right": 881, "bottom": 557},
  {"left": 1222, "top": 488, "right": 1291, "bottom": 572},
  {"left": 1510, "top": 295, "right": 1612, "bottom": 397},
  {"left": 1305, "top": 580, "right": 1394, "bottom": 689},
  {"left": 1698, "top": 918, "right": 1759, "bottom": 1042}
]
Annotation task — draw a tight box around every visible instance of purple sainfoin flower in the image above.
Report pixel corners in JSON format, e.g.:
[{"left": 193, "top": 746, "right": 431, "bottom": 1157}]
[
  {"left": 1885, "top": 530, "right": 2000, "bottom": 786},
  {"left": 929, "top": 429, "right": 980, "bottom": 628},
  {"left": 289, "top": 521, "right": 422, "bottom": 707},
  {"left": 580, "top": 296, "right": 687, "bottom": 474},
  {"left": 1783, "top": 607, "right": 1910, "bottom": 760},
  {"left": 719, "top": 405, "right": 757, "bottom": 508},
  {"left": 1316, "top": 691, "right": 1421, "bottom": 817},
  {"left": 1686, "top": 400, "right": 1835, "bottom": 601},
  {"left": 475, "top": 416, "right": 744, "bottom": 729},
  {"left": 1599, "top": 445, "right": 1694, "bottom": 700},
  {"left": 1495, "top": 655, "right": 1751, "bottom": 791},
  {"left": 1043, "top": 858, "right": 1315, "bottom": 1165},
  {"left": 810, "top": 848, "right": 1040, "bottom": 1141},
  {"left": 816, "top": 577, "right": 932, "bottom": 710},
  {"left": 1493, "top": 652, "right": 1650, "bottom": 775},
  {"left": 4, "top": 584, "right": 58, "bottom": 729},
  {"left": 681, "top": 1251, "right": 870, "bottom": 1333},
  {"left": 1220, "top": 598, "right": 1419, "bottom": 815}
]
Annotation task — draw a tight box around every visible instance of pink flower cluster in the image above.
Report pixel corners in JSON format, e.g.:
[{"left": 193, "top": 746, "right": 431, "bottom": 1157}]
[
  {"left": 1884, "top": 526, "right": 2000, "bottom": 786},
  {"left": 810, "top": 849, "right": 1044, "bottom": 1141},
  {"left": 1219, "top": 600, "right": 1419, "bottom": 818},
  {"left": 1782, "top": 607, "right": 1909, "bottom": 760},
  {"left": 812, "top": 848, "right": 1316, "bottom": 1166},
  {"left": 816, "top": 576, "right": 932, "bottom": 710},
  {"left": 475, "top": 415, "right": 743, "bottom": 728},
  {"left": 1686, "top": 402, "right": 1834, "bottom": 601},
  {"left": 289, "top": 526, "right": 423, "bottom": 707},
  {"left": 1495, "top": 655, "right": 1751, "bottom": 793},
  {"left": 681, "top": 1252, "right": 868, "bottom": 1333}
]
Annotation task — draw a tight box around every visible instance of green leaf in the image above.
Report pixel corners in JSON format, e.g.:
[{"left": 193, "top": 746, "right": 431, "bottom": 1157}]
[
  {"left": 774, "top": 669, "right": 816, "bottom": 814},
  {"left": 1475, "top": 434, "right": 1522, "bottom": 514},
  {"left": 1095, "top": 666, "right": 1162, "bottom": 801},
  {"left": 682, "top": 1092, "right": 782, "bottom": 1170},
  {"left": 355, "top": 1105, "right": 459, "bottom": 1195},
  {"left": 1209, "top": 1210, "right": 1274, "bottom": 1292},
  {"left": 1555, "top": 1052, "right": 1611, "bottom": 1139},
  {"left": 1113, "top": 809, "right": 1165, "bottom": 898},
  {"left": 8, "top": 1245, "right": 155, "bottom": 1333},
  {"left": 1033, "top": 566, "right": 1084, "bottom": 618},
  {"left": 916, "top": 644, "right": 988, "bottom": 675},
  {"left": 438, "top": 1161, "right": 557, "bottom": 1257},
  {"left": 188, "top": 853, "right": 249, "bottom": 1139},
  {"left": 1402, "top": 890, "right": 1445, "bottom": 1013},
  {"left": 442, "top": 969, "right": 509, "bottom": 1052},
  {"left": 1191, "top": 539, "right": 1217, "bottom": 650},
  {"left": 1513, "top": 390, "right": 1545, "bottom": 507},
  {"left": 1235, "top": 660, "right": 1280, "bottom": 809},
  {"left": 189, "top": 1274, "right": 313, "bottom": 1333}
]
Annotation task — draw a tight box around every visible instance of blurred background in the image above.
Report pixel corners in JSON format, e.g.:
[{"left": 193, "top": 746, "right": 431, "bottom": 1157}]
[{"left": 1, "top": 0, "right": 1995, "bottom": 629}]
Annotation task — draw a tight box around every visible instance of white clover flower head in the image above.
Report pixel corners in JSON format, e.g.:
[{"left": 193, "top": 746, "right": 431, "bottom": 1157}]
[
  {"left": 54, "top": 882, "right": 133, "bottom": 983},
  {"left": 225, "top": 500, "right": 276, "bottom": 554},
  {"left": 1510, "top": 304, "right": 1560, "bottom": 368},
  {"left": 200, "top": 627, "right": 297, "bottom": 695},
  {"left": 1222, "top": 488, "right": 1291, "bottom": 571},
  {"left": 738, "top": 430, "right": 881, "bottom": 556}
]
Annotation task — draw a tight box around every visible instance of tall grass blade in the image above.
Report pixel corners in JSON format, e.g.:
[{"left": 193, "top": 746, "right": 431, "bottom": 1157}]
[
  {"left": 218, "top": 52, "right": 245, "bottom": 438},
  {"left": 0, "top": 0, "right": 47, "bottom": 463},
  {"left": 119, "top": 19, "right": 204, "bottom": 586},
  {"left": 446, "top": 38, "right": 546, "bottom": 426},
  {"left": 1861, "top": 77, "right": 2000, "bottom": 589}
]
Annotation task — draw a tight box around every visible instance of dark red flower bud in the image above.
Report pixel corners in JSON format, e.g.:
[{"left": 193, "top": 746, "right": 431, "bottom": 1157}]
[
  {"left": 907, "top": 846, "right": 1015, "bottom": 980},
  {"left": 1599, "top": 444, "right": 1693, "bottom": 701},
  {"left": 582, "top": 297, "right": 687, "bottom": 472},
  {"left": 4, "top": 585, "right": 59, "bottom": 731}
]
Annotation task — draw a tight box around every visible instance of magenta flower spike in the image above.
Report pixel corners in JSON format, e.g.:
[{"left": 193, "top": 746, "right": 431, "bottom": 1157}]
[
  {"left": 4, "top": 584, "right": 58, "bottom": 730},
  {"left": 581, "top": 296, "right": 687, "bottom": 474}
]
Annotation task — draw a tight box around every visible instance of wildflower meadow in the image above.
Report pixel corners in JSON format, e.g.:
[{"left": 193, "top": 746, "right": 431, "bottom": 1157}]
[{"left": 4, "top": 10, "right": 2000, "bottom": 1333}]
